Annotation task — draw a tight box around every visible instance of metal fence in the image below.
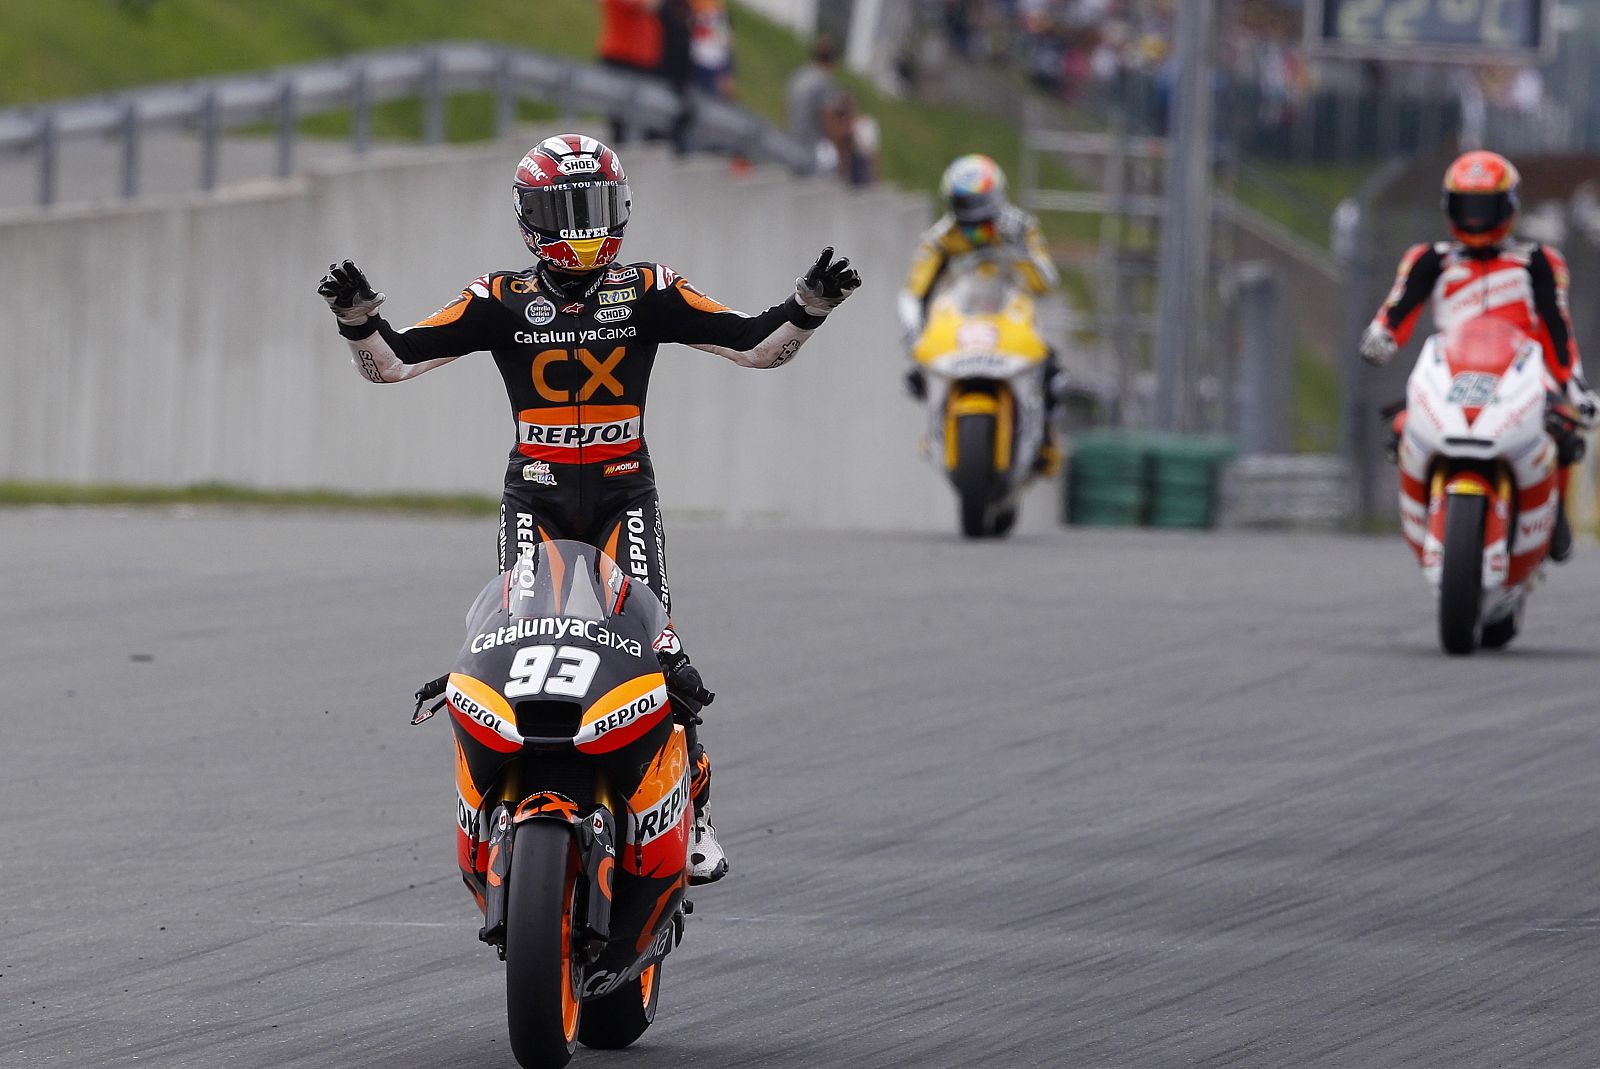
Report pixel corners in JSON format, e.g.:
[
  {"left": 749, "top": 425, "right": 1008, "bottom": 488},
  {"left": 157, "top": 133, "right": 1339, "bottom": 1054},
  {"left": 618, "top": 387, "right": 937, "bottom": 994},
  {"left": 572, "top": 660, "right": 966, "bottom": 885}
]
[
  {"left": 1105, "top": 69, "right": 1582, "bottom": 166},
  {"left": 0, "top": 42, "right": 816, "bottom": 207}
]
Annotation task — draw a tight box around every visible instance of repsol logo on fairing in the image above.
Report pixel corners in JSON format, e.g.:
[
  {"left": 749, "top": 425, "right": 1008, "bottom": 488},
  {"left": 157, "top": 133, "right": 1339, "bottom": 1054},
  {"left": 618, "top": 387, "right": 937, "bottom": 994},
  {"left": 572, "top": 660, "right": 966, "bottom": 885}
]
[
  {"left": 590, "top": 686, "right": 665, "bottom": 739},
  {"left": 448, "top": 684, "right": 514, "bottom": 736},
  {"left": 471, "top": 618, "right": 643, "bottom": 657},
  {"left": 633, "top": 768, "right": 691, "bottom": 844},
  {"left": 514, "top": 326, "right": 638, "bottom": 345}
]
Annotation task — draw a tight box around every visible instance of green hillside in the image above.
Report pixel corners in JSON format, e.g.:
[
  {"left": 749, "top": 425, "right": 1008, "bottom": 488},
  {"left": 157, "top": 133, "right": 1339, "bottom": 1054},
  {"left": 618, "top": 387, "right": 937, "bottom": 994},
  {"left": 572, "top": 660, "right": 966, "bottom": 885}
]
[{"left": 0, "top": 0, "right": 1002, "bottom": 200}]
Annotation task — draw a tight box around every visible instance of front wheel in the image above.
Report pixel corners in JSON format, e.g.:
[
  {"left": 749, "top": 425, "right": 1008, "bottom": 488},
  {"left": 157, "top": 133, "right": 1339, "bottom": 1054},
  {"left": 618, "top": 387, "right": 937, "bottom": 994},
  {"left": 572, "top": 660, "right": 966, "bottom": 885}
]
[
  {"left": 505, "top": 822, "right": 583, "bottom": 1069},
  {"left": 578, "top": 961, "right": 661, "bottom": 1049},
  {"left": 1438, "top": 493, "right": 1487, "bottom": 656},
  {"left": 954, "top": 412, "right": 999, "bottom": 538}
]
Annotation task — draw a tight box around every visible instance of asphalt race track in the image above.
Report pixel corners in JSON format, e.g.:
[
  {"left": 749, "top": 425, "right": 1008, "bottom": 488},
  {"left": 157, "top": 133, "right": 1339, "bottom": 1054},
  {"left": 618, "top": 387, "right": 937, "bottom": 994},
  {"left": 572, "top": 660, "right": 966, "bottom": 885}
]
[{"left": 4, "top": 508, "right": 1598, "bottom": 1068}]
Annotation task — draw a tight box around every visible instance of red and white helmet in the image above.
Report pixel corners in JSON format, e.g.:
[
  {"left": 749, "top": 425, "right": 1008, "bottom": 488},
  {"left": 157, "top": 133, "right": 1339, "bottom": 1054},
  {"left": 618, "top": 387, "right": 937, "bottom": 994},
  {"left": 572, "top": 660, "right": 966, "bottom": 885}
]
[
  {"left": 513, "top": 134, "right": 631, "bottom": 272},
  {"left": 1442, "top": 150, "right": 1520, "bottom": 249}
]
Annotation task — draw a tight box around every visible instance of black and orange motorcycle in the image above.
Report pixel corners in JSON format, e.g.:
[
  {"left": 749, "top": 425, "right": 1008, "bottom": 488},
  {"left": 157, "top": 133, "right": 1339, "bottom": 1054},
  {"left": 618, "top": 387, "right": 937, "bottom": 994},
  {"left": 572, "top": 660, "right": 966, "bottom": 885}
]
[{"left": 413, "top": 539, "right": 696, "bottom": 1068}]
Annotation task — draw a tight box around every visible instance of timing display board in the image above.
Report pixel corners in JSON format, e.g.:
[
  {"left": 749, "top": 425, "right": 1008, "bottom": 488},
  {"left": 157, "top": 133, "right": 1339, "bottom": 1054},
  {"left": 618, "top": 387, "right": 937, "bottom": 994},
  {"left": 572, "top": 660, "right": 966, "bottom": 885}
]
[{"left": 1307, "top": 0, "right": 1551, "bottom": 61}]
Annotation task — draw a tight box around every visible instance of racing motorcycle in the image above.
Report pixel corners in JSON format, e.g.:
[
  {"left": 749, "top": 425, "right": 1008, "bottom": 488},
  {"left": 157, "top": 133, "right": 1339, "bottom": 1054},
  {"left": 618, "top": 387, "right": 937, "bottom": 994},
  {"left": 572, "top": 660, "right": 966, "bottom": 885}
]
[
  {"left": 912, "top": 256, "right": 1053, "bottom": 538},
  {"left": 413, "top": 540, "right": 695, "bottom": 1067},
  {"left": 1395, "top": 317, "right": 1589, "bottom": 654}
]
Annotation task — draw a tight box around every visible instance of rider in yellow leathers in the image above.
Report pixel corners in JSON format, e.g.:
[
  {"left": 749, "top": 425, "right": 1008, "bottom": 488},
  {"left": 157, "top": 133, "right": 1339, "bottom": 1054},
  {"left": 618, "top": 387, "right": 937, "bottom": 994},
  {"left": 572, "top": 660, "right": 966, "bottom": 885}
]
[{"left": 898, "top": 154, "right": 1063, "bottom": 472}]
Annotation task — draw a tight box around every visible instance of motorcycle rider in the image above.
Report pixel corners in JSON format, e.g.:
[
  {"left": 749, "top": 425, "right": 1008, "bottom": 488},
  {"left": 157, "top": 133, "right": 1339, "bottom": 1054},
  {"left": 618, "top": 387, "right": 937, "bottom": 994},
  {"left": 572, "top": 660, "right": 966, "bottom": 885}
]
[
  {"left": 1361, "top": 150, "right": 1594, "bottom": 562},
  {"left": 318, "top": 133, "right": 861, "bottom": 884},
  {"left": 898, "top": 153, "right": 1064, "bottom": 472}
]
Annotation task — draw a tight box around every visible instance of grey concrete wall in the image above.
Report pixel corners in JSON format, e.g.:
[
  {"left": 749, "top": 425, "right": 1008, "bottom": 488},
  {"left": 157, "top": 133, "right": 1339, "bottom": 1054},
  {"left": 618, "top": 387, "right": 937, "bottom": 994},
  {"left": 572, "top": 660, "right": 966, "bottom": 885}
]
[{"left": 0, "top": 140, "right": 1063, "bottom": 533}]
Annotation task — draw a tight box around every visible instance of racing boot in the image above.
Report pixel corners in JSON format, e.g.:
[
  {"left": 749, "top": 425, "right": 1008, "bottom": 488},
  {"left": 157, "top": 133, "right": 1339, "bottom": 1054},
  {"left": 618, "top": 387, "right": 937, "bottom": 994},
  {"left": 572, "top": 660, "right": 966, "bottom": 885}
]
[
  {"left": 656, "top": 638, "right": 729, "bottom": 885},
  {"left": 689, "top": 806, "right": 729, "bottom": 886},
  {"left": 1033, "top": 426, "right": 1063, "bottom": 477},
  {"left": 1548, "top": 428, "right": 1585, "bottom": 565},
  {"left": 1384, "top": 407, "right": 1407, "bottom": 465},
  {"left": 1033, "top": 361, "right": 1066, "bottom": 476},
  {"left": 1550, "top": 497, "right": 1574, "bottom": 563}
]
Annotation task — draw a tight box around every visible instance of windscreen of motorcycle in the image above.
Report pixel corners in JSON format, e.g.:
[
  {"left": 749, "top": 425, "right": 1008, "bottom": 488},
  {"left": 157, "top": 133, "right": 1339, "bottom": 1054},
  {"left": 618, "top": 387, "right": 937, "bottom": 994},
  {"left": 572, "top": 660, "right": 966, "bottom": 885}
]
[
  {"left": 451, "top": 540, "right": 671, "bottom": 752},
  {"left": 461, "top": 539, "right": 668, "bottom": 642},
  {"left": 935, "top": 267, "right": 1013, "bottom": 317}
]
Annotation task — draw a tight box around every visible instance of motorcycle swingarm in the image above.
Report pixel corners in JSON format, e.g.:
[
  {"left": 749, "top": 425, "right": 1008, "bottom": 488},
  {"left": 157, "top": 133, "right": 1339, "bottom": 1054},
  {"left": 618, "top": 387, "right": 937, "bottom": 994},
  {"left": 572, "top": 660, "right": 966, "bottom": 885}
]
[{"left": 476, "top": 798, "right": 619, "bottom": 960}]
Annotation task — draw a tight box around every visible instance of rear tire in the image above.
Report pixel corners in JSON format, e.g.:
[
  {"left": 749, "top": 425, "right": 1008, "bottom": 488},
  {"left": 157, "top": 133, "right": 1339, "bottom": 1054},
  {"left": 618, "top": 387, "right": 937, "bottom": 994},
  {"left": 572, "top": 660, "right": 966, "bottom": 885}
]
[
  {"left": 992, "top": 506, "right": 1018, "bottom": 538},
  {"left": 505, "top": 822, "right": 582, "bottom": 1069},
  {"left": 955, "top": 413, "right": 998, "bottom": 538},
  {"left": 1438, "top": 494, "right": 1486, "bottom": 656},
  {"left": 578, "top": 961, "right": 661, "bottom": 1050}
]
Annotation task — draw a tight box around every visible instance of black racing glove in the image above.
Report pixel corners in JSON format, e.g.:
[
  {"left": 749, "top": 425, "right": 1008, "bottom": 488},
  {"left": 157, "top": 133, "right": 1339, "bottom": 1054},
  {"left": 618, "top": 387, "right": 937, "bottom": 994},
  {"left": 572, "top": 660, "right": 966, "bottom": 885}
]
[
  {"left": 794, "top": 246, "right": 862, "bottom": 316},
  {"left": 905, "top": 367, "right": 927, "bottom": 400},
  {"left": 658, "top": 649, "right": 715, "bottom": 720},
  {"left": 318, "top": 259, "right": 387, "bottom": 327}
]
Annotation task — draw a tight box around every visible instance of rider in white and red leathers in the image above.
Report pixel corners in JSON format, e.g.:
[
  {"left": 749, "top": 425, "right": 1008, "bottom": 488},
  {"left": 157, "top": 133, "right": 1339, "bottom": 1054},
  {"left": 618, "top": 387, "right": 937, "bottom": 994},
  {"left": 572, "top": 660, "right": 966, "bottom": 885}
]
[
  {"left": 1361, "top": 150, "right": 1594, "bottom": 561},
  {"left": 319, "top": 133, "right": 860, "bottom": 883}
]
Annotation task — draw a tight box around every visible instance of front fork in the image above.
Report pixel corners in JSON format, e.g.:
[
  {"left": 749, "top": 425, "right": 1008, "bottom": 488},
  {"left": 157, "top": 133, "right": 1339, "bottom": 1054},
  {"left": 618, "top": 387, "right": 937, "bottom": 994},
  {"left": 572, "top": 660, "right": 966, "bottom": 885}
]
[
  {"left": 478, "top": 789, "right": 620, "bottom": 962},
  {"left": 942, "top": 386, "right": 1013, "bottom": 474},
  {"left": 1425, "top": 463, "right": 1513, "bottom": 587}
]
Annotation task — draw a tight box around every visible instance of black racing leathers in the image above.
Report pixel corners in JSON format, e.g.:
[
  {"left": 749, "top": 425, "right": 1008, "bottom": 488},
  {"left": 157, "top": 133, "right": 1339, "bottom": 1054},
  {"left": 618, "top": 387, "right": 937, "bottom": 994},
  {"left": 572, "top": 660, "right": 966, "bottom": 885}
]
[
  {"left": 339, "top": 260, "right": 822, "bottom": 812},
  {"left": 337, "top": 259, "right": 821, "bottom": 584}
]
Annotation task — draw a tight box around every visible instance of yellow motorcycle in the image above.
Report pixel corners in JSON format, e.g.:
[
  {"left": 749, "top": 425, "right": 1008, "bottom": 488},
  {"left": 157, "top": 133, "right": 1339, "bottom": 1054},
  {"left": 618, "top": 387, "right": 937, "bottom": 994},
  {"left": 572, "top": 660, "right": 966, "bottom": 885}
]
[{"left": 912, "top": 261, "right": 1052, "bottom": 537}]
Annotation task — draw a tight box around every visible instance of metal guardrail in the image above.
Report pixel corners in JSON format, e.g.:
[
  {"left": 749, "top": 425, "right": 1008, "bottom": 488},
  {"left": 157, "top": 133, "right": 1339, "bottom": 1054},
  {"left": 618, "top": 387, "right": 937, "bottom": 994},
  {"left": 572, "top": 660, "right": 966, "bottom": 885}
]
[
  {"left": 0, "top": 42, "right": 816, "bottom": 206},
  {"left": 1220, "top": 454, "right": 1353, "bottom": 528}
]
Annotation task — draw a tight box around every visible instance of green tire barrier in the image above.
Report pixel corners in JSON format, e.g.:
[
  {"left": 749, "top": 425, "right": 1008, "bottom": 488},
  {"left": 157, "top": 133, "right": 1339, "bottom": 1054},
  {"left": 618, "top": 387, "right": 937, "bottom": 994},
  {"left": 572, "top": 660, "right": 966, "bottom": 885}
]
[{"left": 1065, "top": 433, "right": 1236, "bottom": 529}]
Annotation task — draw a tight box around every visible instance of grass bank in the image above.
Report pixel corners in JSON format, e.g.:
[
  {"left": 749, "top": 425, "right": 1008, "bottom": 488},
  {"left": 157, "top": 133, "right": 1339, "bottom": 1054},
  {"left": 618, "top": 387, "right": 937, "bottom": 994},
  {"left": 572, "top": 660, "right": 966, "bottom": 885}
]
[
  {"left": 0, "top": 0, "right": 1003, "bottom": 202},
  {"left": 0, "top": 481, "right": 497, "bottom": 515}
]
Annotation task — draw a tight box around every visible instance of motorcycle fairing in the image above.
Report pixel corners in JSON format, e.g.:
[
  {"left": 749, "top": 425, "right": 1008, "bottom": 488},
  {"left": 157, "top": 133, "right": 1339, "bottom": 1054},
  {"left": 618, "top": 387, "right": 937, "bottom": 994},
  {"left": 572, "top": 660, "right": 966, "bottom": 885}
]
[
  {"left": 574, "top": 672, "right": 671, "bottom": 754},
  {"left": 1399, "top": 324, "right": 1557, "bottom": 624},
  {"left": 446, "top": 540, "right": 690, "bottom": 1003},
  {"left": 911, "top": 264, "right": 1048, "bottom": 368},
  {"left": 447, "top": 673, "right": 522, "bottom": 753},
  {"left": 913, "top": 260, "right": 1049, "bottom": 505},
  {"left": 579, "top": 725, "right": 691, "bottom": 999}
]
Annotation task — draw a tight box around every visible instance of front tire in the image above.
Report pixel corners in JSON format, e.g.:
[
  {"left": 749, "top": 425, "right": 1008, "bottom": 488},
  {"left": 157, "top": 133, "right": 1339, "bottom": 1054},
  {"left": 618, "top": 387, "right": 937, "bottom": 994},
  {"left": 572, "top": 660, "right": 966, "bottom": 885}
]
[
  {"left": 505, "top": 822, "right": 583, "bottom": 1069},
  {"left": 578, "top": 961, "right": 661, "bottom": 1049},
  {"left": 955, "top": 412, "right": 998, "bottom": 538},
  {"left": 1438, "top": 493, "right": 1487, "bottom": 656}
]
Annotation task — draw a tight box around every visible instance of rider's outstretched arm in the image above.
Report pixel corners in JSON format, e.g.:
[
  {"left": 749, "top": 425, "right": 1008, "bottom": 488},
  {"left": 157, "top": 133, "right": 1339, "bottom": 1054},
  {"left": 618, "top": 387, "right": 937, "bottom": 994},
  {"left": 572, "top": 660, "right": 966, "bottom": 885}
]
[
  {"left": 340, "top": 278, "right": 517, "bottom": 384},
  {"left": 644, "top": 251, "right": 859, "bottom": 369}
]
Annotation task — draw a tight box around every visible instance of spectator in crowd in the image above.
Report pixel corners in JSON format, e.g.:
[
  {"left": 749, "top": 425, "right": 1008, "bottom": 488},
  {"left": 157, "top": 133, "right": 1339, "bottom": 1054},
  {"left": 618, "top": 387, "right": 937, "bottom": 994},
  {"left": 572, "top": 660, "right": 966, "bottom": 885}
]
[
  {"left": 598, "top": 0, "right": 662, "bottom": 81},
  {"left": 824, "top": 92, "right": 880, "bottom": 187},
  {"left": 659, "top": 0, "right": 695, "bottom": 153},
  {"left": 689, "top": 0, "right": 736, "bottom": 100},
  {"left": 786, "top": 35, "right": 841, "bottom": 171},
  {"left": 597, "top": 0, "right": 663, "bottom": 144},
  {"left": 596, "top": 0, "right": 697, "bottom": 153}
]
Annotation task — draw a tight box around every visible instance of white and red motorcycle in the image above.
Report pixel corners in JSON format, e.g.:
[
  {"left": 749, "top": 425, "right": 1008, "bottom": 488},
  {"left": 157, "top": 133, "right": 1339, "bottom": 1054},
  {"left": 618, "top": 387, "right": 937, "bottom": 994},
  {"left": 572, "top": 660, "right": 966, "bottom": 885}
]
[{"left": 1396, "top": 317, "right": 1590, "bottom": 654}]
